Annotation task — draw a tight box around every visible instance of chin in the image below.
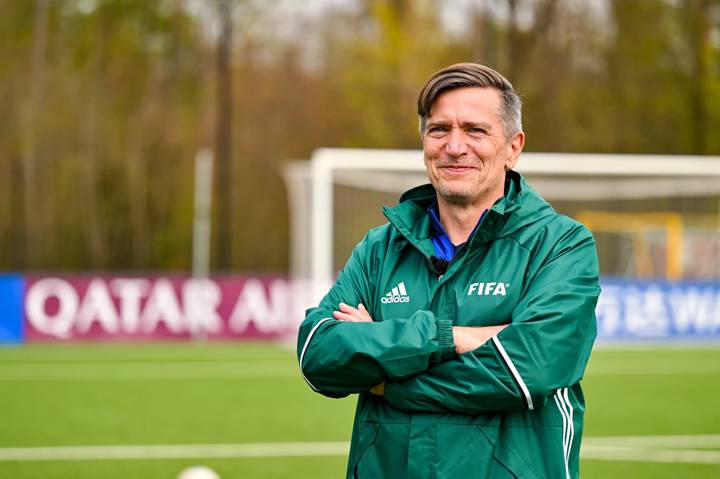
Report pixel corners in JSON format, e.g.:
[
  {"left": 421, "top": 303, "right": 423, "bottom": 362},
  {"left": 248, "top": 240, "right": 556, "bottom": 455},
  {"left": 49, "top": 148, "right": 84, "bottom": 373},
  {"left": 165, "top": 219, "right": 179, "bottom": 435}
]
[{"left": 437, "top": 187, "right": 474, "bottom": 206}]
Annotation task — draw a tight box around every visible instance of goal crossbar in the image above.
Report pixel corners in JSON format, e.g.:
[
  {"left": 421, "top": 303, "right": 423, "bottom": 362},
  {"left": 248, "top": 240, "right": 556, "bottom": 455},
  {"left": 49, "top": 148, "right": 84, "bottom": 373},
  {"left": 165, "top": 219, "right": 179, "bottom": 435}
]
[{"left": 310, "top": 148, "right": 720, "bottom": 288}]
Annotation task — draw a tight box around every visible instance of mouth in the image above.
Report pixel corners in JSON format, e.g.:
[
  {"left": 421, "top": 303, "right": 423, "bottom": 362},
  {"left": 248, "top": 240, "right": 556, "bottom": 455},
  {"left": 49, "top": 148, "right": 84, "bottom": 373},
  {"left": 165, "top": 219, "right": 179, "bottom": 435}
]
[{"left": 439, "top": 165, "right": 476, "bottom": 174}]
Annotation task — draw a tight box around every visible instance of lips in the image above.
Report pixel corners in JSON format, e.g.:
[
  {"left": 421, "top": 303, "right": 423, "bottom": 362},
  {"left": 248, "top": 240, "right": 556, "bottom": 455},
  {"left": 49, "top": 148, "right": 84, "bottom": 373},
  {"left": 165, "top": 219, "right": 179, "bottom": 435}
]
[{"left": 439, "top": 165, "right": 476, "bottom": 174}]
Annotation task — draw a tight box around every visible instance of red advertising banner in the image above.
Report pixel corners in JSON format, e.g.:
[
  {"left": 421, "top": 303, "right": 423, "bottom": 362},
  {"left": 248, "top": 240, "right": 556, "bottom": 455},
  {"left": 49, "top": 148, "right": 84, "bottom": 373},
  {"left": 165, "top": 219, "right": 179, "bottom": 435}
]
[{"left": 24, "top": 276, "right": 311, "bottom": 342}]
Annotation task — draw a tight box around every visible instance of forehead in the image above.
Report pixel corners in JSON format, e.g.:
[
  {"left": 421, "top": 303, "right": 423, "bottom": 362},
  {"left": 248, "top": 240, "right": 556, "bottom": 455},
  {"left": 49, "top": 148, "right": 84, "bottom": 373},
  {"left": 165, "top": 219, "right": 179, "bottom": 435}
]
[{"left": 428, "top": 87, "right": 502, "bottom": 122}]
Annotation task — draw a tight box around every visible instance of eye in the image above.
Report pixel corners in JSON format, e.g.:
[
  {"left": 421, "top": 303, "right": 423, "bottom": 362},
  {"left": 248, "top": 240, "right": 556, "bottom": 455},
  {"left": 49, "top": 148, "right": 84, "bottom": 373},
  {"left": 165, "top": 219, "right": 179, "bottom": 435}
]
[
  {"left": 468, "top": 126, "right": 487, "bottom": 136},
  {"left": 427, "top": 125, "right": 449, "bottom": 138}
]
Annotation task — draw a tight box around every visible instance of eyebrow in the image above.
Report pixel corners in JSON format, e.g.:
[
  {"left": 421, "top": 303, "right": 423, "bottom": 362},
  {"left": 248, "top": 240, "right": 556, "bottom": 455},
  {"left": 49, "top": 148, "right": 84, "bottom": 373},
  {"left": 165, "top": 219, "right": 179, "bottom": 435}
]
[
  {"left": 426, "top": 119, "right": 494, "bottom": 131},
  {"left": 460, "top": 120, "right": 493, "bottom": 131}
]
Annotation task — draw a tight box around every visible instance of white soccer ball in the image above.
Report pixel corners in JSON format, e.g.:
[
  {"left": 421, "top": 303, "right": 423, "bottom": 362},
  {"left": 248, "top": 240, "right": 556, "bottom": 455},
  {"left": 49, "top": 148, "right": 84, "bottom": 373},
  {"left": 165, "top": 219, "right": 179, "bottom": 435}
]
[{"left": 177, "top": 465, "right": 221, "bottom": 479}]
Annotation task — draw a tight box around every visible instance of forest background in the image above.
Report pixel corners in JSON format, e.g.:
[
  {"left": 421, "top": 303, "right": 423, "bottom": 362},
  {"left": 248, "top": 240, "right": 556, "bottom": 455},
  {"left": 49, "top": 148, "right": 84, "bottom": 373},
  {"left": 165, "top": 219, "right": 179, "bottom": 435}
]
[{"left": 1, "top": 0, "right": 718, "bottom": 274}]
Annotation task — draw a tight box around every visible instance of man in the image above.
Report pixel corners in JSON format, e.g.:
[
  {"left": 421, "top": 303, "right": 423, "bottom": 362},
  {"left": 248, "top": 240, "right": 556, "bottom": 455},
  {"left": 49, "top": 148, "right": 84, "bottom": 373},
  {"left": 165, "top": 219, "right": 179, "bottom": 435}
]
[{"left": 297, "top": 63, "right": 600, "bottom": 479}]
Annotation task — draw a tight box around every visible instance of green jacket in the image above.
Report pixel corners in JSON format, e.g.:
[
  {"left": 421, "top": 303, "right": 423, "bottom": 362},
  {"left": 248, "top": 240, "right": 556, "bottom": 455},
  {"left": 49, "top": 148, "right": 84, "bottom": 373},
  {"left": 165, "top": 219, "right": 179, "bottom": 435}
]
[{"left": 297, "top": 171, "right": 600, "bottom": 479}]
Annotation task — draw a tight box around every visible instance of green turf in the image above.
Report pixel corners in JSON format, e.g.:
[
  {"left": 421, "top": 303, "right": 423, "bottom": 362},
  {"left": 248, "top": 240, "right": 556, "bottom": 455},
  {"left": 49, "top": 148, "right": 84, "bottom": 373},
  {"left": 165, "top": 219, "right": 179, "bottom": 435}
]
[
  {"left": 0, "top": 343, "right": 718, "bottom": 478},
  {"left": 0, "top": 457, "right": 349, "bottom": 479}
]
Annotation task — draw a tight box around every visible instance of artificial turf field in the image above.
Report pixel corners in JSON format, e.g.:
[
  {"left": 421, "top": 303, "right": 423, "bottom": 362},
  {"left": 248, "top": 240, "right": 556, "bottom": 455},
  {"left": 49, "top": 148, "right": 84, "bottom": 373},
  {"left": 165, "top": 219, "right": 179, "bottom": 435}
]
[{"left": 0, "top": 343, "right": 718, "bottom": 478}]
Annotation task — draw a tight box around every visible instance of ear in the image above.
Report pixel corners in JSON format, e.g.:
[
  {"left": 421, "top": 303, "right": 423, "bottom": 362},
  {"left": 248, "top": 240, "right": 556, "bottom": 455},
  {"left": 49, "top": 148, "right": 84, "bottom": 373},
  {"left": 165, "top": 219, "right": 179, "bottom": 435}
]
[{"left": 505, "top": 131, "right": 525, "bottom": 170}]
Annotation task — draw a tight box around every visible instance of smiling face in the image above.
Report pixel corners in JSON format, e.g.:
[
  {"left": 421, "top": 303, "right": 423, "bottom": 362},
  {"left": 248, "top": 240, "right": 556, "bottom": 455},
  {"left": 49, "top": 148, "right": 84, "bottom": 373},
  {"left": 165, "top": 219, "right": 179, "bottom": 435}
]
[{"left": 422, "top": 87, "right": 524, "bottom": 209}]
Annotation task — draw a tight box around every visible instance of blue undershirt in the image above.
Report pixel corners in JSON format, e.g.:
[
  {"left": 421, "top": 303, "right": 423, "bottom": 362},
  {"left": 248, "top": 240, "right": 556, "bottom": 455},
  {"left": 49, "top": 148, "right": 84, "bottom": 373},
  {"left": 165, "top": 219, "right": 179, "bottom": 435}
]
[{"left": 427, "top": 202, "right": 488, "bottom": 262}]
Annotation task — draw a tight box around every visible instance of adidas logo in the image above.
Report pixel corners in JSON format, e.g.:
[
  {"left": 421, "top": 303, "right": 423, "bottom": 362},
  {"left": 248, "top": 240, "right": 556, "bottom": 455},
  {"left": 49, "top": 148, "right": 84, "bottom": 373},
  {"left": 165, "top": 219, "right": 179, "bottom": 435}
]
[{"left": 381, "top": 282, "right": 410, "bottom": 304}]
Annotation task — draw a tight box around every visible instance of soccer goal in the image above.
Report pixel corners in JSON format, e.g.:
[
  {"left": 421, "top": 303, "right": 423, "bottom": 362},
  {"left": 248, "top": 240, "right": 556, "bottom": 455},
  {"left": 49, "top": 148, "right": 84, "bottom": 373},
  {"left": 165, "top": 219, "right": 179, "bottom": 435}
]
[{"left": 283, "top": 148, "right": 720, "bottom": 299}]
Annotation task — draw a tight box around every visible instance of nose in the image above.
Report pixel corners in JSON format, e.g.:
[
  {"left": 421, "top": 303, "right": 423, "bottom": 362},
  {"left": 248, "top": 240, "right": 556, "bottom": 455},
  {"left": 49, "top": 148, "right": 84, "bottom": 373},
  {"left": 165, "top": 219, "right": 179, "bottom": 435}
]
[{"left": 445, "top": 128, "right": 467, "bottom": 158}]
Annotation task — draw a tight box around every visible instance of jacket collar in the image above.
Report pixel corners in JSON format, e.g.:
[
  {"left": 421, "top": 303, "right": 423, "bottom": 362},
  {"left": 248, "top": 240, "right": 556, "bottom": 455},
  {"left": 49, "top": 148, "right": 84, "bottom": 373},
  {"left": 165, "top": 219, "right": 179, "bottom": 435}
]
[{"left": 383, "top": 170, "right": 529, "bottom": 253}]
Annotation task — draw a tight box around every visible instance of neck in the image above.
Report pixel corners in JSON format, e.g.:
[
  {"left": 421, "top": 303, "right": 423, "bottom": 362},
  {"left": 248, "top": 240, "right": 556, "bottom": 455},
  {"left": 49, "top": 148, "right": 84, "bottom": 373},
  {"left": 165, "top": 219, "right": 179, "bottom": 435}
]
[{"left": 436, "top": 189, "right": 503, "bottom": 245}]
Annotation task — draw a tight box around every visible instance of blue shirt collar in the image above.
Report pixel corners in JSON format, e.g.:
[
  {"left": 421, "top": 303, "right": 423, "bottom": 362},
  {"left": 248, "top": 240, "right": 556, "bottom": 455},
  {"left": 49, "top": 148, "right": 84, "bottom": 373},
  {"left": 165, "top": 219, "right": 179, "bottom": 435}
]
[{"left": 427, "top": 202, "right": 488, "bottom": 261}]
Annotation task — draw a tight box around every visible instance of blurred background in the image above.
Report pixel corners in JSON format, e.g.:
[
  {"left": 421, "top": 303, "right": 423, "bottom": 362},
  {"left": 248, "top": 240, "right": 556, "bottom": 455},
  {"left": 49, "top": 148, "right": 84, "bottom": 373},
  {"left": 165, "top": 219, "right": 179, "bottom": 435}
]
[
  {"left": 1, "top": 0, "right": 718, "bottom": 273},
  {"left": 0, "top": 0, "right": 719, "bottom": 478}
]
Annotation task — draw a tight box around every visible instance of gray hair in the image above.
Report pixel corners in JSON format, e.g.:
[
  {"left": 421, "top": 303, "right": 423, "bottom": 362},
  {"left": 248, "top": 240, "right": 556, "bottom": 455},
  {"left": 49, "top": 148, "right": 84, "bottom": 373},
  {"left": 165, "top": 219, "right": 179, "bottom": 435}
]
[{"left": 417, "top": 63, "right": 522, "bottom": 140}]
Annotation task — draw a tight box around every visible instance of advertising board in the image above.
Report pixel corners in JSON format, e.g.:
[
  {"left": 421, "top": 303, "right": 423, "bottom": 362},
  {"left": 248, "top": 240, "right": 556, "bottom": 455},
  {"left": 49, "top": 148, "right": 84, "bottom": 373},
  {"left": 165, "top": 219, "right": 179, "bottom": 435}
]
[{"left": 0, "top": 275, "right": 717, "bottom": 343}]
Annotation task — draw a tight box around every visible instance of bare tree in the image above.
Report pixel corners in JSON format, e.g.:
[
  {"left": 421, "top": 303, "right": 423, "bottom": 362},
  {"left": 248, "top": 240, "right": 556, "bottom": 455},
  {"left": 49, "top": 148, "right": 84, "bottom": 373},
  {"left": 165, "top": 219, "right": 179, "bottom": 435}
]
[
  {"left": 215, "top": 0, "right": 234, "bottom": 271},
  {"left": 81, "top": 29, "right": 107, "bottom": 268},
  {"left": 22, "top": 0, "right": 50, "bottom": 267},
  {"left": 686, "top": 0, "right": 712, "bottom": 154}
]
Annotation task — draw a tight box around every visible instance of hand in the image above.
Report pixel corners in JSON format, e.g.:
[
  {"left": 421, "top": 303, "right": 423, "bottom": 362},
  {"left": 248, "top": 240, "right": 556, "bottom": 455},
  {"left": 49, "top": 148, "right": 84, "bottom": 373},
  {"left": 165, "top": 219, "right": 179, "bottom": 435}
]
[
  {"left": 452, "top": 325, "right": 508, "bottom": 354},
  {"left": 333, "top": 303, "right": 374, "bottom": 322},
  {"left": 369, "top": 382, "right": 385, "bottom": 396}
]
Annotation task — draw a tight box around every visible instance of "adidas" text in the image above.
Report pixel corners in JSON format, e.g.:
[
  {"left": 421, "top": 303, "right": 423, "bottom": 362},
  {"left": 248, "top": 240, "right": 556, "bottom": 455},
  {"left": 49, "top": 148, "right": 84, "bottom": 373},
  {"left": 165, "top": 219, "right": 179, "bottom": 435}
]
[
  {"left": 381, "top": 296, "right": 410, "bottom": 304},
  {"left": 381, "top": 282, "right": 410, "bottom": 304}
]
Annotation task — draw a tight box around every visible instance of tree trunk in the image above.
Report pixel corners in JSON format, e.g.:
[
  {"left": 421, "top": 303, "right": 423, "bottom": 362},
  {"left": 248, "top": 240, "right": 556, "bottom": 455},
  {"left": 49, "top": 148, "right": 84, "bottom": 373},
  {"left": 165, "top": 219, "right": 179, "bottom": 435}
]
[
  {"left": 687, "top": 0, "right": 710, "bottom": 154},
  {"left": 506, "top": 0, "right": 521, "bottom": 82},
  {"left": 82, "top": 37, "right": 107, "bottom": 269},
  {"left": 215, "top": 0, "right": 234, "bottom": 271},
  {"left": 22, "top": 0, "right": 50, "bottom": 268}
]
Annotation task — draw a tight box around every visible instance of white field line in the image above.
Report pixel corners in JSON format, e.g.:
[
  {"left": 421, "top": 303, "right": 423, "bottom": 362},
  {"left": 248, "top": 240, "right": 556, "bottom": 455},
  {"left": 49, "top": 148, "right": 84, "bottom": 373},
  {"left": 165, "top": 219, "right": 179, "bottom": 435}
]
[
  {"left": 582, "top": 435, "right": 720, "bottom": 464},
  {"left": 0, "top": 442, "right": 349, "bottom": 461},
  {"left": 581, "top": 445, "right": 720, "bottom": 464},
  {"left": 586, "top": 368, "right": 720, "bottom": 376},
  {"left": 584, "top": 435, "right": 720, "bottom": 448},
  {"left": 594, "top": 343, "right": 720, "bottom": 350},
  {"left": 1, "top": 436, "right": 719, "bottom": 463}
]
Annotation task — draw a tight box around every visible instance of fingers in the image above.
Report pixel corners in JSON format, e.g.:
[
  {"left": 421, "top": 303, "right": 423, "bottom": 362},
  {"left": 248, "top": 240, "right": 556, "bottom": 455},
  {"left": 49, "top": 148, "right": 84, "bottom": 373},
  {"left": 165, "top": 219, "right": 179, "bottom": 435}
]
[
  {"left": 355, "top": 303, "right": 372, "bottom": 322},
  {"left": 333, "top": 302, "right": 373, "bottom": 322},
  {"left": 452, "top": 325, "right": 509, "bottom": 354},
  {"left": 333, "top": 311, "right": 364, "bottom": 323},
  {"left": 338, "top": 302, "right": 358, "bottom": 314}
]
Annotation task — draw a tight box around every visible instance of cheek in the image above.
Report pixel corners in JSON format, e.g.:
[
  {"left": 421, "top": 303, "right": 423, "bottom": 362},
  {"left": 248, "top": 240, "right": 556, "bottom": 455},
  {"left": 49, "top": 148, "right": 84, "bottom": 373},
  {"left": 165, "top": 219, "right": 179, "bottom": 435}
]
[
  {"left": 423, "top": 138, "right": 443, "bottom": 156},
  {"left": 471, "top": 140, "right": 497, "bottom": 156},
  {"left": 423, "top": 150, "right": 439, "bottom": 170},
  {"left": 422, "top": 158, "right": 432, "bottom": 176}
]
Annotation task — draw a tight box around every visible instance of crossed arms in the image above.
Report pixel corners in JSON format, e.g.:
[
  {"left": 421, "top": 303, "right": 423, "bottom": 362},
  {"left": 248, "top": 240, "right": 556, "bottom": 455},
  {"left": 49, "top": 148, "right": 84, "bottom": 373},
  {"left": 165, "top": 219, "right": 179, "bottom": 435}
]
[
  {"left": 297, "top": 226, "right": 600, "bottom": 414},
  {"left": 334, "top": 301, "right": 507, "bottom": 356},
  {"left": 333, "top": 302, "right": 507, "bottom": 396}
]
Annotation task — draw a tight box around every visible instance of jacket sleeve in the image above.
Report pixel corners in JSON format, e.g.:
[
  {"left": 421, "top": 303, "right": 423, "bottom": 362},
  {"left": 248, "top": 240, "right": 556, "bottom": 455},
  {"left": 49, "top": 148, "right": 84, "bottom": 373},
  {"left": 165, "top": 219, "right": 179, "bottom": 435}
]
[
  {"left": 383, "top": 225, "right": 600, "bottom": 414},
  {"left": 297, "top": 234, "right": 456, "bottom": 398}
]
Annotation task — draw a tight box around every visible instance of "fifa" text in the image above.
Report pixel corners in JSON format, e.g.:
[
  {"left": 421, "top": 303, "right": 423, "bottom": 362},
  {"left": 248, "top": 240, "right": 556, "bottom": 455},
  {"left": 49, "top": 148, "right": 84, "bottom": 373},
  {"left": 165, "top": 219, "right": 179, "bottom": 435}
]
[{"left": 467, "top": 282, "right": 508, "bottom": 296}]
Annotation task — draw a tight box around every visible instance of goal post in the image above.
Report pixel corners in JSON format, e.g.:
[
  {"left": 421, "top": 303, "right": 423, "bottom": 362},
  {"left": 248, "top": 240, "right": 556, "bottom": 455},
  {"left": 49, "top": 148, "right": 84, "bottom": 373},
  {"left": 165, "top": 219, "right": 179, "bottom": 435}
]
[{"left": 282, "top": 148, "right": 720, "bottom": 301}]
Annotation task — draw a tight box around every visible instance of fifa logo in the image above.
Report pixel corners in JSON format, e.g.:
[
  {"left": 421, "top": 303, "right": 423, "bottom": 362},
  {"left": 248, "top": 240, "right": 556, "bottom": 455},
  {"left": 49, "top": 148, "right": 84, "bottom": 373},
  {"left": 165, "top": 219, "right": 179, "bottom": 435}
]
[{"left": 467, "top": 282, "right": 508, "bottom": 296}]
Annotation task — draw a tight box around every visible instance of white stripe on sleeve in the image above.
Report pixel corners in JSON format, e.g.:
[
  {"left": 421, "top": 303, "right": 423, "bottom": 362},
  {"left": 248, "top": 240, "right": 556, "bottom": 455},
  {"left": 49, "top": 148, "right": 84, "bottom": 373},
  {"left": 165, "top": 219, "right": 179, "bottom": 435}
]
[
  {"left": 491, "top": 336, "right": 534, "bottom": 410},
  {"left": 298, "top": 318, "right": 334, "bottom": 391},
  {"left": 563, "top": 388, "right": 575, "bottom": 463},
  {"left": 554, "top": 392, "right": 568, "bottom": 457},
  {"left": 554, "top": 389, "right": 571, "bottom": 479}
]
